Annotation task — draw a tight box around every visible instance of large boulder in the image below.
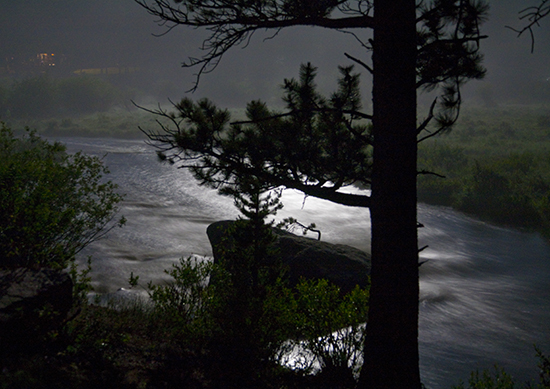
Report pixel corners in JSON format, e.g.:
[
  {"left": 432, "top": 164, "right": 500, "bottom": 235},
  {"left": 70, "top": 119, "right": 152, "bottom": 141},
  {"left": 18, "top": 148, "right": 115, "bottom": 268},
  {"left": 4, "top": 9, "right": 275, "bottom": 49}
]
[
  {"left": 206, "top": 220, "right": 371, "bottom": 294},
  {"left": 0, "top": 267, "right": 73, "bottom": 352}
]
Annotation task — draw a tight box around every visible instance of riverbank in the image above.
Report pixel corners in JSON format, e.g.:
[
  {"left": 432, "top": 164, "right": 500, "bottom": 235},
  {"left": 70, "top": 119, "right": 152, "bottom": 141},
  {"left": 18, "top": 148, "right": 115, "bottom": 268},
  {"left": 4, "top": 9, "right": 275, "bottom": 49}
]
[{"left": 418, "top": 104, "right": 550, "bottom": 238}]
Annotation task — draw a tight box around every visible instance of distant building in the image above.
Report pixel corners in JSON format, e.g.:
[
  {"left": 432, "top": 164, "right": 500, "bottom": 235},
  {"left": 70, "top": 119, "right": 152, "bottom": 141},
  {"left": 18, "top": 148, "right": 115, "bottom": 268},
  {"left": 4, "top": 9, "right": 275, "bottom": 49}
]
[
  {"left": 0, "top": 53, "right": 69, "bottom": 77},
  {"left": 36, "top": 53, "right": 61, "bottom": 68}
]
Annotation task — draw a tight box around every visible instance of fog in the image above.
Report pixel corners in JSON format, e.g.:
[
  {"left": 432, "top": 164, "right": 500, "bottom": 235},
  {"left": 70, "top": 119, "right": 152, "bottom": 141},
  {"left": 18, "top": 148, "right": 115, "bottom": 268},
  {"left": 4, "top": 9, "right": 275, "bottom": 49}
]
[{"left": 1, "top": 0, "right": 548, "bottom": 110}]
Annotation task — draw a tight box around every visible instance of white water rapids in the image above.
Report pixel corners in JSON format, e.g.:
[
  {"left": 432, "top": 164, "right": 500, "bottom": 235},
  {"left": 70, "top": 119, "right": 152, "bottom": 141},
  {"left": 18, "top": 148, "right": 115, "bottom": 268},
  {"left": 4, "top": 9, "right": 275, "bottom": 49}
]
[{"left": 59, "top": 137, "right": 550, "bottom": 388}]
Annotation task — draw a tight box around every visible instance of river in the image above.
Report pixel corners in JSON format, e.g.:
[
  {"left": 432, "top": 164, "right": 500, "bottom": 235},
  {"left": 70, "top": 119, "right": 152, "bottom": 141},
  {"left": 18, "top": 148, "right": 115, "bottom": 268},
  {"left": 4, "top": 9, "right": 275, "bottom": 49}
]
[{"left": 60, "top": 136, "right": 550, "bottom": 388}]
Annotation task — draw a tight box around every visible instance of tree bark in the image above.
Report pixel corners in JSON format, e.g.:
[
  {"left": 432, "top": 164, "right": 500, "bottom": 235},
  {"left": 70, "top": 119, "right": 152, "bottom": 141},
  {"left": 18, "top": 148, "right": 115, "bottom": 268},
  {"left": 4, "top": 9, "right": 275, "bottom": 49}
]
[{"left": 357, "top": 0, "right": 420, "bottom": 388}]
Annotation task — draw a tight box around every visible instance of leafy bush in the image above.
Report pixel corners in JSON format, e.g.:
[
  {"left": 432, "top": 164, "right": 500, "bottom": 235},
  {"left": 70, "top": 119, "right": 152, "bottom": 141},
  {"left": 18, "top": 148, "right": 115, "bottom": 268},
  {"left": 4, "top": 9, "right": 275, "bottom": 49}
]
[
  {"left": 457, "top": 156, "right": 550, "bottom": 228},
  {"left": 146, "top": 257, "right": 217, "bottom": 346},
  {"left": 418, "top": 142, "right": 469, "bottom": 174},
  {"left": 417, "top": 142, "right": 468, "bottom": 205},
  {"left": 536, "top": 346, "right": 550, "bottom": 389},
  {"left": 0, "top": 125, "right": 125, "bottom": 270},
  {"left": 418, "top": 139, "right": 550, "bottom": 234},
  {"left": 138, "top": 254, "right": 369, "bottom": 386},
  {"left": 286, "top": 278, "right": 369, "bottom": 383}
]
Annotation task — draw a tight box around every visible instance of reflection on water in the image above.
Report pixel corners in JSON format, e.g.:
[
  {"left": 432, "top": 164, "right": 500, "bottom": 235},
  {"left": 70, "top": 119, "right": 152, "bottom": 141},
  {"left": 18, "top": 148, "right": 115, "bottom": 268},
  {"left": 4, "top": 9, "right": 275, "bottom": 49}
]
[{"left": 60, "top": 137, "right": 550, "bottom": 388}]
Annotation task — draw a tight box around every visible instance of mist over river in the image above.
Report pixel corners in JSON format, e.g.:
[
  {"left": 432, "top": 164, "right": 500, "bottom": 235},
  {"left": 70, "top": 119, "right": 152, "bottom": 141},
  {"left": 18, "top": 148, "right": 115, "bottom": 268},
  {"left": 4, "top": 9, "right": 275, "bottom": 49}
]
[{"left": 59, "top": 137, "right": 550, "bottom": 389}]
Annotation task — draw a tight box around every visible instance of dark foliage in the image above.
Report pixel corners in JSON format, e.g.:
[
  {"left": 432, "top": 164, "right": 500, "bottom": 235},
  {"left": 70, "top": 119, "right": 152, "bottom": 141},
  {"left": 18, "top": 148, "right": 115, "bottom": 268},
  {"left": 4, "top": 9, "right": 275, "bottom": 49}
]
[{"left": 0, "top": 125, "right": 125, "bottom": 270}]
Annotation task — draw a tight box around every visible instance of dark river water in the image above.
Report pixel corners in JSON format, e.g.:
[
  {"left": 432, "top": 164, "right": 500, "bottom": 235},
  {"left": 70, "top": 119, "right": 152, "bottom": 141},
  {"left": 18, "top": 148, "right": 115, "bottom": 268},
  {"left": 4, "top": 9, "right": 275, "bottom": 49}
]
[{"left": 59, "top": 137, "right": 550, "bottom": 388}]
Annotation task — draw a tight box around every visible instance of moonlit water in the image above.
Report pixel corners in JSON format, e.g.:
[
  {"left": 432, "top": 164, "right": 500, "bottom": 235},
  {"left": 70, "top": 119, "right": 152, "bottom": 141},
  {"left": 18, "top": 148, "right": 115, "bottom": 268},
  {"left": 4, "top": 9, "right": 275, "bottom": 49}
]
[{"left": 60, "top": 137, "right": 550, "bottom": 388}]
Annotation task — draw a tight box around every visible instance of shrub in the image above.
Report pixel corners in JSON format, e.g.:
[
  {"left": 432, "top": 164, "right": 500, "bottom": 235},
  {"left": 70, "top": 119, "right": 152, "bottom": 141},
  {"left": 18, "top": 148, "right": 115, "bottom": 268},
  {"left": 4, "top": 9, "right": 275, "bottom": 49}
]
[
  {"left": 139, "top": 254, "right": 369, "bottom": 386},
  {"left": 287, "top": 278, "right": 369, "bottom": 383},
  {"left": 417, "top": 142, "right": 468, "bottom": 205},
  {"left": 0, "top": 125, "right": 125, "bottom": 270},
  {"left": 146, "top": 257, "right": 217, "bottom": 346},
  {"left": 3, "top": 75, "right": 123, "bottom": 119},
  {"left": 536, "top": 346, "right": 550, "bottom": 388},
  {"left": 457, "top": 157, "right": 549, "bottom": 228}
]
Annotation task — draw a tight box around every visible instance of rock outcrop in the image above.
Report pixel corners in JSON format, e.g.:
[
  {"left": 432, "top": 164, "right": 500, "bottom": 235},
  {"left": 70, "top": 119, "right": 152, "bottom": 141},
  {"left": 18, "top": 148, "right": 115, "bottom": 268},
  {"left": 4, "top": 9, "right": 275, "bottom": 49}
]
[
  {"left": 207, "top": 220, "right": 371, "bottom": 294},
  {"left": 0, "top": 267, "right": 73, "bottom": 352}
]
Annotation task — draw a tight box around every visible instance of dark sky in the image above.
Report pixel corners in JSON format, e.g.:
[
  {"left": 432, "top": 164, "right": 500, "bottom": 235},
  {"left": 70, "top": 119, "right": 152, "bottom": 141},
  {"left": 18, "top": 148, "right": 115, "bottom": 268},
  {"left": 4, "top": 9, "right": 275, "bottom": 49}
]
[{"left": 1, "top": 0, "right": 549, "bottom": 106}]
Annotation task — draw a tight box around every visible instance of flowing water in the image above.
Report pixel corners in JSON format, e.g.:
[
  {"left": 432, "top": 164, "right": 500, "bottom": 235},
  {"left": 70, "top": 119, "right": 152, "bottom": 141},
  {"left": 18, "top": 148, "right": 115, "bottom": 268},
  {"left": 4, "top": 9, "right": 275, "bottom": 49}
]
[{"left": 60, "top": 137, "right": 550, "bottom": 388}]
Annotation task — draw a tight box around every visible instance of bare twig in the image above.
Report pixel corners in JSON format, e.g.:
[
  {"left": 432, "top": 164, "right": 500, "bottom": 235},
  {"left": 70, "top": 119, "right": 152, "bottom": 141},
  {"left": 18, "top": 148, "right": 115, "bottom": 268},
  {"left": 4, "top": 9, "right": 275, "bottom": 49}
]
[{"left": 506, "top": 0, "right": 550, "bottom": 53}]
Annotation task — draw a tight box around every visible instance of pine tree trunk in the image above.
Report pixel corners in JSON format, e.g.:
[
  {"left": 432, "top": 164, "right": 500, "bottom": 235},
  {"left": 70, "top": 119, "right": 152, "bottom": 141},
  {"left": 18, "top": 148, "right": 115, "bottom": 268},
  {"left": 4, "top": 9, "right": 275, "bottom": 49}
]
[{"left": 357, "top": 0, "right": 420, "bottom": 387}]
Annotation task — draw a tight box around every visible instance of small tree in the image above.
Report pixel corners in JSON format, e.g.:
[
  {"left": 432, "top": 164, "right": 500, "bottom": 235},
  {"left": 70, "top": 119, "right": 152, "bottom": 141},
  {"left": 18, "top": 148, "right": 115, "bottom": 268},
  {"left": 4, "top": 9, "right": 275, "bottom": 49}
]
[
  {"left": 0, "top": 125, "right": 125, "bottom": 270},
  {"left": 143, "top": 178, "right": 288, "bottom": 386},
  {"left": 143, "top": 175, "right": 370, "bottom": 385},
  {"left": 142, "top": 63, "right": 373, "bottom": 206},
  {"left": 206, "top": 180, "right": 289, "bottom": 386}
]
